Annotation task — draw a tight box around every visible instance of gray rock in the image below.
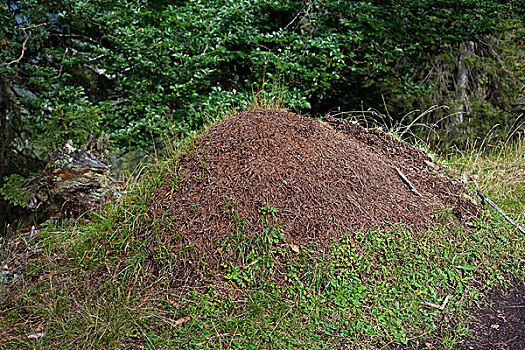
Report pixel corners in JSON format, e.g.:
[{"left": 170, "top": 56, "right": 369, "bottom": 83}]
[{"left": 0, "top": 270, "right": 18, "bottom": 284}]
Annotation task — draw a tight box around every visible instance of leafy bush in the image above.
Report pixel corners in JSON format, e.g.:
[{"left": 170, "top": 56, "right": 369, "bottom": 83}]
[{"left": 1, "top": 0, "right": 522, "bottom": 151}]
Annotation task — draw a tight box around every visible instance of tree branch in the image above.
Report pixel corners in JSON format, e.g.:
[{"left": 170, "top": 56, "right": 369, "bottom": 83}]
[
  {"left": 473, "top": 179, "right": 525, "bottom": 235},
  {"left": 394, "top": 166, "right": 422, "bottom": 197},
  {"left": 1, "top": 23, "right": 47, "bottom": 67}
]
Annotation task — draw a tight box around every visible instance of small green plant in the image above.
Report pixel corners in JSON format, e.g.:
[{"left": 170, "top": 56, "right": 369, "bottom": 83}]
[
  {"left": 258, "top": 205, "right": 283, "bottom": 245},
  {"left": 0, "top": 174, "right": 33, "bottom": 208}
]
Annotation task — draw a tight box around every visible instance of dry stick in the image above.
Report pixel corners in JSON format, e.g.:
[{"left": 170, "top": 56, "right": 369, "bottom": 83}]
[
  {"left": 394, "top": 167, "right": 422, "bottom": 197},
  {"left": 473, "top": 180, "right": 525, "bottom": 235},
  {"left": 422, "top": 295, "right": 451, "bottom": 311},
  {"left": 1, "top": 23, "right": 47, "bottom": 66}
]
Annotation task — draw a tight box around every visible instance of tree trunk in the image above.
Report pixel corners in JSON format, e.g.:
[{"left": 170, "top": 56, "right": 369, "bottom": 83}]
[
  {"left": 0, "top": 77, "right": 19, "bottom": 184},
  {"left": 453, "top": 41, "right": 475, "bottom": 126}
]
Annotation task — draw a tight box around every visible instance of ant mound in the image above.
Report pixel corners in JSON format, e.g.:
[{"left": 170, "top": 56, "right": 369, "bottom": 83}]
[{"left": 150, "top": 109, "right": 478, "bottom": 280}]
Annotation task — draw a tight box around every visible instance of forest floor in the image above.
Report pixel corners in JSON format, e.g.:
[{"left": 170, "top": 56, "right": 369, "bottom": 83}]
[{"left": 1, "top": 109, "right": 524, "bottom": 349}]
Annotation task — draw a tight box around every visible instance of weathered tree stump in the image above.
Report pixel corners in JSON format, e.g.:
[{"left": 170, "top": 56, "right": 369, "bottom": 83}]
[{"left": 38, "top": 141, "right": 120, "bottom": 220}]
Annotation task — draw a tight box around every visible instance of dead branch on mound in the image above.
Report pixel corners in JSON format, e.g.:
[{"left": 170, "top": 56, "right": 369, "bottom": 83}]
[
  {"left": 473, "top": 180, "right": 525, "bottom": 235},
  {"left": 394, "top": 167, "right": 422, "bottom": 197}
]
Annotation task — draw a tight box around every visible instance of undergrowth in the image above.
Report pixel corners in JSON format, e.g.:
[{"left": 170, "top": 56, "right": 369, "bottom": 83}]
[{"left": 1, "top": 127, "right": 524, "bottom": 349}]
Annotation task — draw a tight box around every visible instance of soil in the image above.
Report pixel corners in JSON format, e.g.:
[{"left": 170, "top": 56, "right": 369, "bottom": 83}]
[
  {"left": 458, "top": 283, "right": 525, "bottom": 350},
  {"left": 410, "top": 283, "right": 525, "bottom": 350},
  {"left": 149, "top": 108, "right": 479, "bottom": 284}
]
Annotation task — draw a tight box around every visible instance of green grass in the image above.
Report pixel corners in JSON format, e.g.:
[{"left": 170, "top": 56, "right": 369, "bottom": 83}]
[{"left": 1, "top": 133, "right": 524, "bottom": 349}]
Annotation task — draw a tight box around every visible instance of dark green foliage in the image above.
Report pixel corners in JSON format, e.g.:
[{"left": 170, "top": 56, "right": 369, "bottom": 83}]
[
  {"left": 37, "top": 87, "right": 101, "bottom": 150},
  {"left": 406, "top": 20, "right": 525, "bottom": 146},
  {"left": 1, "top": 0, "right": 522, "bottom": 150},
  {"left": 0, "top": 174, "right": 32, "bottom": 208}
]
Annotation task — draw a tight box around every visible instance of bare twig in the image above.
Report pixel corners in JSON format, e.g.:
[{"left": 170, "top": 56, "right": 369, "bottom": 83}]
[
  {"left": 284, "top": 1, "right": 312, "bottom": 30},
  {"left": 284, "top": 6, "right": 305, "bottom": 30},
  {"left": 57, "top": 47, "right": 69, "bottom": 78},
  {"left": 394, "top": 167, "right": 422, "bottom": 197},
  {"left": 1, "top": 23, "right": 47, "bottom": 66},
  {"left": 424, "top": 160, "right": 436, "bottom": 168},
  {"left": 52, "top": 33, "right": 100, "bottom": 45},
  {"left": 473, "top": 179, "right": 525, "bottom": 235},
  {"left": 422, "top": 295, "right": 451, "bottom": 311}
]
